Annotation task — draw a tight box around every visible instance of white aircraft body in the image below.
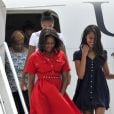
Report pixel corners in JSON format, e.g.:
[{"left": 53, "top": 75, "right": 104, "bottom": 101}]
[{"left": 0, "top": 0, "right": 114, "bottom": 113}]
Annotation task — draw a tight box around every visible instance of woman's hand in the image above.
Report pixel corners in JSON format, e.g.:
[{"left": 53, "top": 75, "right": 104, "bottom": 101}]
[
  {"left": 61, "top": 90, "right": 65, "bottom": 95},
  {"left": 21, "top": 72, "right": 27, "bottom": 90},
  {"left": 82, "top": 45, "right": 89, "bottom": 57},
  {"left": 21, "top": 78, "right": 27, "bottom": 91}
]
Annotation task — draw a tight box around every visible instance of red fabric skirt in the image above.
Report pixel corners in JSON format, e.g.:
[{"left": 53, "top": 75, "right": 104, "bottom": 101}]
[{"left": 30, "top": 78, "right": 80, "bottom": 114}]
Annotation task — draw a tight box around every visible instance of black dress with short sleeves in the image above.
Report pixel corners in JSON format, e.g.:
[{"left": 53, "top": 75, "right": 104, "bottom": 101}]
[{"left": 73, "top": 50, "right": 110, "bottom": 111}]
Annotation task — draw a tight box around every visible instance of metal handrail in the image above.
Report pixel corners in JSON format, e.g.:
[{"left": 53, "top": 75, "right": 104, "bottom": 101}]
[
  {"left": 0, "top": 95, "right": 6, "bottom": 114},
  {"left": 3, "top": 42, "right": 28, "bottom": 114}
]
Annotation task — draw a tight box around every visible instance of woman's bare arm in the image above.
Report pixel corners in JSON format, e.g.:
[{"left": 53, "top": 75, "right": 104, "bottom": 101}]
[
  {"left": 21, "top": 45, "right": 36, "bottom": 90},
  {"left": 74, "top": 45, "right": 89, "bottom": 79},
  {"left": 61, "top": 72, "right": 69, "bottom": 95},
  {"left": 74, "top": 55, "right": 87, "bottom": 79},
  {"left": 103, "top": 61, "right": 114, "bottom": 79},
  {"left": 28, "top": 73, "right": 35, "bottom": 102}
]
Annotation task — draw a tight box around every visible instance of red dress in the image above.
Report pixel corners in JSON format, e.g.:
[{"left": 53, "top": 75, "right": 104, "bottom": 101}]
[{"left": 25, "top": 50, "right": 80, "bottom": 114}]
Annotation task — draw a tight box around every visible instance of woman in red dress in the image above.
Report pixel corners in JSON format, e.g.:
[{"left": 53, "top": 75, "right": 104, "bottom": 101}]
[{"left": 25, "top": 29, "right": 80, "bottom": 114}]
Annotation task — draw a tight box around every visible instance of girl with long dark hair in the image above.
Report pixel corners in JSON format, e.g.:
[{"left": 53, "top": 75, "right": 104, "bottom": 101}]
[{"left": 73, "top": 25, "right": 114, "bottom": 114}]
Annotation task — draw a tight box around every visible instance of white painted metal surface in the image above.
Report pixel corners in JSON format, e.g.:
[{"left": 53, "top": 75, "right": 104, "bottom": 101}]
[
  {"left": 4, "top": 42, "right": 28, "bottom": 114},
  {"left": 0, "top": 0, "right": 114, "bottom": 113},
  {"left": 0, "top": 56, "right": 18, "bottom": 114}
]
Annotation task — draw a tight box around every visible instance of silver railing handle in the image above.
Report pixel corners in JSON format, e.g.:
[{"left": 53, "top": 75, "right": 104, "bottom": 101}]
[
  {"left": 0, "top": 95, "right": 6, "bottom": 114},
  {"left": 3, "top": 42, "right": 28, "bottom": 114}
]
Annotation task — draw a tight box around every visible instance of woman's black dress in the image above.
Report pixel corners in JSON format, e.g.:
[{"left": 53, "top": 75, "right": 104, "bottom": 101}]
[{"left": 73, "top": 50, "right": 110, "bottom": 111}]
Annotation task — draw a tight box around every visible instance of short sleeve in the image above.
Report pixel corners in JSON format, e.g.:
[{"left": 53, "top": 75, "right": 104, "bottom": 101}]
[
  {"left": 58, "top": 33, "right": 66, "bottom": 46},
  {"left": 103, "top": 50, "right": 107, "bottom": 60},
  {"left": 25, "top": 53, "right": 37, "bottom": 74},
  {"left": 73, "top": 50, "right": 82, "bottom": 61},
  {"left": 101, "top": 50, "right": 107, "bottom": 62},
  {"left": 62, "top": 52, "right": 70, "bottom": 72},
  {"left": 29, "top": 31, "right": 40, "bottom": 47}
]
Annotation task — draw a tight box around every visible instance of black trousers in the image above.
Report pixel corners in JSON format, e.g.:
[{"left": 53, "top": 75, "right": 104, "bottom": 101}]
[{"left": 13, "top": 90, "right": 29, "bottom": 114}]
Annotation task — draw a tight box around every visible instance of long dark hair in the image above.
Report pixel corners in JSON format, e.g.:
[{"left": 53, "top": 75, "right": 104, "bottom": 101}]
[
  {"left": 80, "top": 25, "right": 107, "bottom": 65},
  {"left": 41, "top": 10, "right": 54, "bottom": 22},
  {"left": 38, "top": 29, "right": 62, "bottom": 52}
]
